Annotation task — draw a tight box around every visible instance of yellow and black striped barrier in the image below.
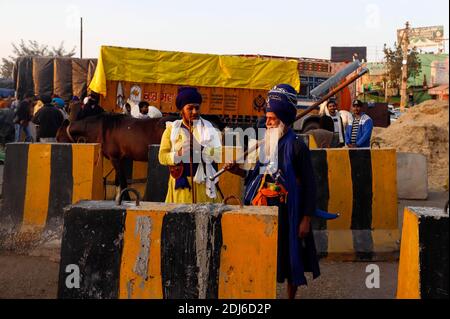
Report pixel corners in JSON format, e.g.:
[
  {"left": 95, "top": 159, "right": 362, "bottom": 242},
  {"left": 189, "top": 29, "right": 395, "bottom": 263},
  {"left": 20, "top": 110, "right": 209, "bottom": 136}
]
[
  {"left": 397, "top": 206, "right": 449, "bottom": 299},
  {"left": 310, "top": 148, "right": 399, "bottom": 259},
  {"left": 0, "top": 143, "right": 103, "bottom": 246},
  {"left": 58, "top": 201, "right": 278, "bottom": 299}
]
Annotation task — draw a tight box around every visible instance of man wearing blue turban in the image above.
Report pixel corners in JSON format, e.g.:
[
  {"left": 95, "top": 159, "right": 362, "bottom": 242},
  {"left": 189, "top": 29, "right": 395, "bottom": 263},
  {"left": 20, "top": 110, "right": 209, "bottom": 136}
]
[{"left": 226, "top": 84, "right": 320, "bottom": 299}]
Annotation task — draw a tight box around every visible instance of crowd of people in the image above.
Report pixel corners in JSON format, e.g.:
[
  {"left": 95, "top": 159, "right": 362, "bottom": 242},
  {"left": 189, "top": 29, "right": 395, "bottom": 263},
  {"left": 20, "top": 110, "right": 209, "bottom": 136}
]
[{"left": 0, "top": 92, "right": 165, "bottom": 143}]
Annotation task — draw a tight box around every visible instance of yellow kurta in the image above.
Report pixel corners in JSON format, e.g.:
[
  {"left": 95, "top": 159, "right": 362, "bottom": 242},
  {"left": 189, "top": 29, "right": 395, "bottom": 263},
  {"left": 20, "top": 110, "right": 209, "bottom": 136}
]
[{"left": 158, "top": 124, "right": 223, "bottom": 204}]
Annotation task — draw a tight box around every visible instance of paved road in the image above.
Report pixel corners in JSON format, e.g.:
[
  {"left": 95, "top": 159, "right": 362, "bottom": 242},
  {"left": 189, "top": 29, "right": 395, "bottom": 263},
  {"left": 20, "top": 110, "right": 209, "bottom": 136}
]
[{"left": 0, "top": 253, "right": 397, "bottom": 299}]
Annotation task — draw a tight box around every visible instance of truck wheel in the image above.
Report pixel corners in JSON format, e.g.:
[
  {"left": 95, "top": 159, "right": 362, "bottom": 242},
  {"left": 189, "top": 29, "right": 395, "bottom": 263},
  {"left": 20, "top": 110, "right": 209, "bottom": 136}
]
[{"left": 302, "top": 121, "right": 320, "bottom": 133}]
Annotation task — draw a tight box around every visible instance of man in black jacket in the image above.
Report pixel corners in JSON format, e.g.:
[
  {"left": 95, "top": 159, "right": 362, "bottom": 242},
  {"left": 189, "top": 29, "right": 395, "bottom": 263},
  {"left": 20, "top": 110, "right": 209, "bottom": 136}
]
[
  {"left": 76, "top": 92, "right": 105, "bottom": 120},
  {"left": 32, "top": 95, "right": 64, "bottom": 143},
  {"left": 15, "top": 92, "right": 35, "bottom": 142}
]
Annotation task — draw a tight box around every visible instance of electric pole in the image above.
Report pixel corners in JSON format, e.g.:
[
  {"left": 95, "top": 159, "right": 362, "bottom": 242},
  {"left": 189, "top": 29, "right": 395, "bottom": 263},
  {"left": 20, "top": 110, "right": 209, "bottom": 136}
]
[
  {"left": 400, "top": 21, "right": 410, "bottom": 112},
  {"left": 80, "top": 17, "right": 83, "bottom": 59}
]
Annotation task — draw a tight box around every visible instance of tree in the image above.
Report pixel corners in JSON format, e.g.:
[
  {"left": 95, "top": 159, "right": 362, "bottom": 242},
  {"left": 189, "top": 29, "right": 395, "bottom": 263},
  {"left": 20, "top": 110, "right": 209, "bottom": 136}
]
[
  {"left": 383, "top": 43, "right": 421, "bottom": 96},
  {"left": 0, "top": 40, "right": 76, "bottom": 79}
]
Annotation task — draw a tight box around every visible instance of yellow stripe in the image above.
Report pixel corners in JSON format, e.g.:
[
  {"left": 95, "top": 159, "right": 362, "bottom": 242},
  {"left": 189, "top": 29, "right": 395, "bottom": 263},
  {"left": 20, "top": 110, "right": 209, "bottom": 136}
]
[
  {"left": 371, "top": 149, "right": 398, "bottom": 230},
  {"left": 72, "top": 144, "right": 94, "bottom": 203},
  {"left": 309, "top": 135, "right": 318, "bottom": 149},
  {"left": 219, "top": 212, "right": 278, "bottom": 299},
  {"left": 119, "top": 209, "right": 164, "bottom": 299},
  {"left": 326, "top": 149, "right": 353, "bottom": 230},
  {"left": 21, "top": 144, "right": 51, "bottom": 230},
  {"left": 397, "top": 208, "right": 420, "bottom": 299},
  {"left": 327, "top": 230, "right": 354, "bottom": 253}
]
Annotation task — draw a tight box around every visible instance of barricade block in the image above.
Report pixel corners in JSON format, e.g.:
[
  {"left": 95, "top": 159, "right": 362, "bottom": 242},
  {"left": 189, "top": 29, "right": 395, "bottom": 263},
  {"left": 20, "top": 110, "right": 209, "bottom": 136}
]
[
  {"left": 57, "top": 201, "right": 278, "bottom": 299},
  {"left": 0, "top": 143, "right": 103, "bottom": 249},
  {"left": 397, "top": 206, "right": 449, "bottom": 299},
  {"left": 310, "top": 148, "right": 399, "bottom": 259}
]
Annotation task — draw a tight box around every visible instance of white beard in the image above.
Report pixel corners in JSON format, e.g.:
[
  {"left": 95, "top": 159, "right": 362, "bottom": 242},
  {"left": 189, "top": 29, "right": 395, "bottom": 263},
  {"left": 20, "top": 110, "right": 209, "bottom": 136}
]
[{"left": 264, "top": 123, "right": 285, "bottom": 161}]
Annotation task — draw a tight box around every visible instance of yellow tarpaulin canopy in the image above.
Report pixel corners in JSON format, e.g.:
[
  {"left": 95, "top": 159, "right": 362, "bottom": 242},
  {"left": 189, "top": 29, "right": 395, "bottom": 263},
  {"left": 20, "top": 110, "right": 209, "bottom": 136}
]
[{"left": 89, "top": 46, "right": 300, "bottom": 96}]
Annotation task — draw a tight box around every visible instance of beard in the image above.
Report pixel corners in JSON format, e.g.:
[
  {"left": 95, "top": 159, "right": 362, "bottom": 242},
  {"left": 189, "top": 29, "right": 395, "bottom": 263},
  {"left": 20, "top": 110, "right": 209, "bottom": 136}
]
[{"left": 264, "top": 123, "right": 285, "bottom": 160}]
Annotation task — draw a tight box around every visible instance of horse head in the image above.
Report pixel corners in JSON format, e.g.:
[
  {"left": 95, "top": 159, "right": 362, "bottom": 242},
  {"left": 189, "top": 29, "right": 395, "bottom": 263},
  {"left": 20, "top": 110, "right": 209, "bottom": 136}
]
[{"left": 56, "top": 117, "right": 103, "bottom": 144}]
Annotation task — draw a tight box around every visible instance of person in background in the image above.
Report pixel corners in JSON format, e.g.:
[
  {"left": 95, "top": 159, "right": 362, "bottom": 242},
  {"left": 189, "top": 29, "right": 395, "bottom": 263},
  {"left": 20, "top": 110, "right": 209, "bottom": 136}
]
[
  {"left": 326, "top": 98, "right": 346, "bottom": 147},
  {"left": 52, "top": 97, "right": 69, "bottom": 120},
  {"left": 15, "top": 92, "right": 35, "bottom": 142},
  {"left": 345, "top": 100, "right": 373, "bottom": 148},
  {"left": 147, "top": 104, "right": 163, "bottom": 118},
  {"left": 122, "top": 102, "right": 132, "bottom": 116},
  {"left": 32, "top": 95, "right": 64, "bottom": 143},
  {"left": 76, "top": 92, "right": 104, "bottom": 120},
  {"left": 68, "top": 96, "right": 82, "bottom": 122},
  {"left": 136, "top": 101, "right": 150, "bottom": 119}
]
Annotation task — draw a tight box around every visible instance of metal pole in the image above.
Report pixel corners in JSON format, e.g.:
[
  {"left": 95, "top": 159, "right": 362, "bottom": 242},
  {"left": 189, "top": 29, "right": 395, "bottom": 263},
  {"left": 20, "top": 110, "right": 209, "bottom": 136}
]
[
  {"left": 80, "top": 17, "right": 83, "bottom": 59},
  {"left": 400, "top": 21, "right": 410, "bottom": 112}
]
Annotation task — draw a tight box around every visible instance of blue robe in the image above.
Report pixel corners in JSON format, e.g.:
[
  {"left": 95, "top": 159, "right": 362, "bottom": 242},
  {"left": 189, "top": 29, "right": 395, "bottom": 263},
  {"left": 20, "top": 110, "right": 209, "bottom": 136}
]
[{"left": 244, "top": 129, "right": 320, "bottom": 286}]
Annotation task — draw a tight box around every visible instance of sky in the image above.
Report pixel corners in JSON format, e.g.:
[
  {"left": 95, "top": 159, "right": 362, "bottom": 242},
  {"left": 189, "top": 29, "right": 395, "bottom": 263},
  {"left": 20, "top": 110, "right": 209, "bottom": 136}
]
[{"left": 0, "top": 0, "right": 449, "bottom": 62}]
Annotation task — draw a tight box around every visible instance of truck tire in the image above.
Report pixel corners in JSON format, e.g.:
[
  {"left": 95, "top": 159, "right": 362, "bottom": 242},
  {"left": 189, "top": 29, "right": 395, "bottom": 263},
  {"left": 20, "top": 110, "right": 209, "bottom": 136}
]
[{"left": 302, "top": 121, "right": 320, "bottom": 133}]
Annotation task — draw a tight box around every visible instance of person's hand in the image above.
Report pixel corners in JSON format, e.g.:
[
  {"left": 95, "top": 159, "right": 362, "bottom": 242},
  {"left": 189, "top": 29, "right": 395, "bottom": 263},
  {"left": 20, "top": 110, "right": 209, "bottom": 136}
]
[{"left": 298, "top": 216, "right": 311, "bottom": 239}]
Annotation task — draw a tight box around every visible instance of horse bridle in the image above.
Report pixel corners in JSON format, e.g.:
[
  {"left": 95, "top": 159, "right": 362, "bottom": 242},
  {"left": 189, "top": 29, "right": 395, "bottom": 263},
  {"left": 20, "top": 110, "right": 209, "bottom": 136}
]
[{"left": 66, "top": 123, "right": 76, "bottom": 143}]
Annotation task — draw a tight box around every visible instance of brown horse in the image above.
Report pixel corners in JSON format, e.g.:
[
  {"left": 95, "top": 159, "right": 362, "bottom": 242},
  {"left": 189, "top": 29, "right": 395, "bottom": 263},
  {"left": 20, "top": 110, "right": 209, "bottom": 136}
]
[{"left": 56, "top": 113, "right": 169, "bottom": 200}]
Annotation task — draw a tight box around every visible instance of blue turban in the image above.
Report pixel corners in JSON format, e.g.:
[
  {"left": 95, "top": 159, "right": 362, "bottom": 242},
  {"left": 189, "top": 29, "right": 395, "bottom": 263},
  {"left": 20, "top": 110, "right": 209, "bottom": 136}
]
[
  {"left": 52, "top": 97, "right": 65, "bottom": 108},
  {"left": 266, "top": 84, "right": 298, "bottom": 125},
  {"left": 176, "top": 87, "right": 203, "bottom": 110}
]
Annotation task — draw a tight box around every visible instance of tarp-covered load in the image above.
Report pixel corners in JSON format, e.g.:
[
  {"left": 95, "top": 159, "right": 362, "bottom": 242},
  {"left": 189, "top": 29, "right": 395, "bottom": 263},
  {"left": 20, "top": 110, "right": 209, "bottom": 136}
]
[
  {"left": 89, "top": 46, "right": 300, "bottom": 96},
  {"left": 14, "top": 57, "right": 97, "bottom": 100}
]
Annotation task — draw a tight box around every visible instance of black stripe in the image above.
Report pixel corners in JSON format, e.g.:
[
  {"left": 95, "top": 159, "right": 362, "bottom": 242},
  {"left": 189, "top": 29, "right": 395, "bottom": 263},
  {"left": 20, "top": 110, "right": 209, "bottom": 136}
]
[
  {"left": 0, "top": 143, "right": 29, "bottom": 231},
  {"left": 161, "top": 213, "right": 199, "bottom": 299},
  {"left": 349, "top": 150, "right": 373, "bottom": 230},
  {"left": 47, "top": 144, "right": 73, "bottom": 230},
  {"left": 419, "top": 216, "right": 449, "bottom": 299},
  {"left": 310, "top": 150, "right": 329, "bottom": 231},
  {"left": 352, "top": 230, "right": 374, "bottom": 260},
  {"left": 145, "top": 145, "right": 169, "bottom": 202},
  {"left": 205, "top": 213, "right": 223, "bottom": 298},
  {"left": 57, "top": 203, "right": 126, "bottom": 299},
  {"left": 161, "top": 209, "right": 223, "bottom": 299}
]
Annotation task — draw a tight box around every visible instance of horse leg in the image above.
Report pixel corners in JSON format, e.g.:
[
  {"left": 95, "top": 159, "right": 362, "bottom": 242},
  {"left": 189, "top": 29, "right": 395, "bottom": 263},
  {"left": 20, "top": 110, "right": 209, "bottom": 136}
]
[{"left": 112, "top": 158, "right": 131, "bottom": 202}]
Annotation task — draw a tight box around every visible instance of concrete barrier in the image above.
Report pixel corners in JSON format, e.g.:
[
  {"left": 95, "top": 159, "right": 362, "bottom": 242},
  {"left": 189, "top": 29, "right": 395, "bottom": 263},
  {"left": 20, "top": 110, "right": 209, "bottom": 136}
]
[
  {"left": 397, "top": 206, "right": 449, "bottom": 299},
  {"left": 57, "top": 201, "right": 278, "bottom": 299},
  {"left": 397, "top": 153, "right": 428, "bottom": 200},
  {"left": 310, "top": 148, "right": 399, "bottom": 260},
  {"left": 0, "top": 143, "right": 103, "bottom": 249}
]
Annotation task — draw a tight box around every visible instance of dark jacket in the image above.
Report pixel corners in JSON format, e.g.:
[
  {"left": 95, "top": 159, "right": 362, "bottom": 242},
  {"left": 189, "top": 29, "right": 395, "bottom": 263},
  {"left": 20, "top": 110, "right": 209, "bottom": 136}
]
[
  {"left": 32, "top": 104, "right": 64, "bottom": 138},
  {"left": 76, "top": 103, "right": 105, "bottom": 121},
  {"left": 16, "top": 100, "right": 32, "bottom": 124}
]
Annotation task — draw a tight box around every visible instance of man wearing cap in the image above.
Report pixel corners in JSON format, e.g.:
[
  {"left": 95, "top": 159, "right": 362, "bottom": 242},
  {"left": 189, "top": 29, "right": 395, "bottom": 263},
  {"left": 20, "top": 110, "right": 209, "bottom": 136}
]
[
  {"left": 32, "top": 95, "right": 64, "bottom": 143},
  {"left": 225, "top": 84, "right": 320, "bottom": 299},
  {"left": 345, "top": 100, "right": 373, "bottom": 148},
  {"left": 76, "top": 92, "right": 105, "bottom": 120},
  {"left": 158, "top": 87, "right": 223, "bottom": 204}
]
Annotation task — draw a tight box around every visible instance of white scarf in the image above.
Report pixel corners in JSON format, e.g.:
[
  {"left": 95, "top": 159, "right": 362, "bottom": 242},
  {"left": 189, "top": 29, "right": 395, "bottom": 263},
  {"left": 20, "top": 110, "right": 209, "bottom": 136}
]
[{"left": 168, "top": 118, "right": 222, "bottom": 199}]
